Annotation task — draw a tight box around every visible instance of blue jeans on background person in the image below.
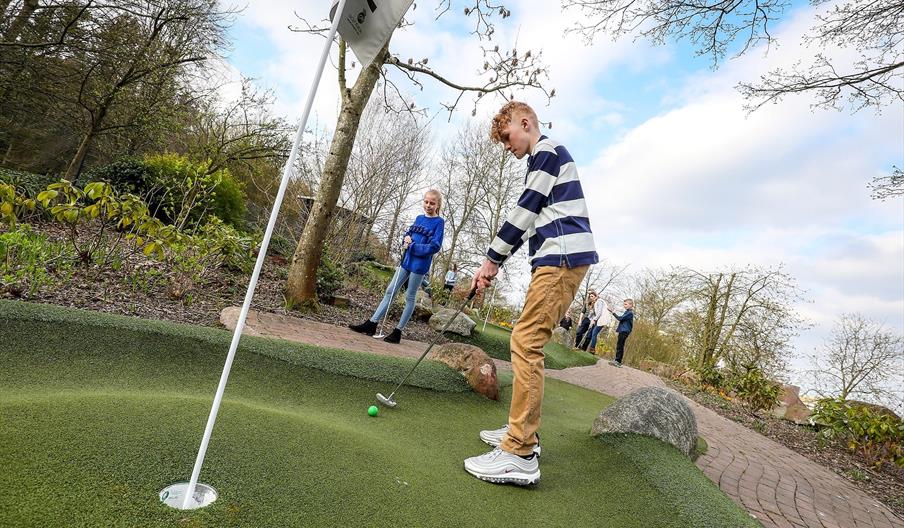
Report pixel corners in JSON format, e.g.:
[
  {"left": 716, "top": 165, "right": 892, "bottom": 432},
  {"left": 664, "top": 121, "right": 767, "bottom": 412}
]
[
  {"left": 587, "top": 325, "right": 607, "bottom": 352},
  {"left": 370, "top": 267, "right": 424, "bottom": 330}
]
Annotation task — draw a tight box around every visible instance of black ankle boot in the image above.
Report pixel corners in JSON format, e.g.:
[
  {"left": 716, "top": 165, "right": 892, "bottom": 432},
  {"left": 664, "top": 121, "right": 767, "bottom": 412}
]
[
  {"left": 383, "top": 328, "right": 402, "bottom": 344},
  {"left": 349, "top": 319, "right": 377, "bottom": 336}
]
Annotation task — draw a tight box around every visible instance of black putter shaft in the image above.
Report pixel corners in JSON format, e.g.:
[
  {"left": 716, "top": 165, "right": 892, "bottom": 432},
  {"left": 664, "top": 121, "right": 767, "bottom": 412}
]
[{"left": 382, "top": 287, "right": 478, "bottom": 400}]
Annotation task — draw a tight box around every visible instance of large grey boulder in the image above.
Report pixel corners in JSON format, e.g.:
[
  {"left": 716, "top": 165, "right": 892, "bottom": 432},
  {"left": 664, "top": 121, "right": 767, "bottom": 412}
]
[
  {"left": 413, "top": 290, "right": 434, "bottom": 322},
  {"left": 591, "top": 386, "right": 698, "bottom": 457},
  {"left": 429, "top": 308, "right": 476, "bottom": 336}
]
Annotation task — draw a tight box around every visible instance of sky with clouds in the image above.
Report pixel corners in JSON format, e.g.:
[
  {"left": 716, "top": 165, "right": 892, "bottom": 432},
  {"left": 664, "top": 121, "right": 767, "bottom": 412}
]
[{"left": 221, "top": 0, "right": 903, "bottom": 396}]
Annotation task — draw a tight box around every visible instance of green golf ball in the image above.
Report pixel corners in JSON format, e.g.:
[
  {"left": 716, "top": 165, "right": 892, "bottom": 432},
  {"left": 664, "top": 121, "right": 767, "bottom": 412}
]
[{"left": 368, "top": 405, "right": 379, "bottom": 417}]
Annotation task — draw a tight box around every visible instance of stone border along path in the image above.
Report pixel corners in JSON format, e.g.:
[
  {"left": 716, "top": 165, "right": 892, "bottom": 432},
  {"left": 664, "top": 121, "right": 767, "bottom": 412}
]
[{"left": 220, "top": 308, "right": 903, "bottom": 528}]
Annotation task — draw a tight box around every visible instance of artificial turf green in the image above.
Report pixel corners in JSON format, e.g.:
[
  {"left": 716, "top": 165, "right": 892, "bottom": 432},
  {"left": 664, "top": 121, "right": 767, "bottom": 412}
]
[
  {"left": 451, "top": 321, "right": 598, "bottom": 369},
  {"left": 0, "top": 299, "right": 471, "bottom": 394},
  {"left": 0, "top": 301, "right": 758, "bottom": 528}
]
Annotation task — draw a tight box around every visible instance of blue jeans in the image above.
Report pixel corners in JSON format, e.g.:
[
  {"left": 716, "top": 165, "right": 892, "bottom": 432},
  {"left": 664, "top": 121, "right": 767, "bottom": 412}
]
[
  {"left": 370, "top": 267, "right": 424, "bottom": 330},
  {"left": 587, "top": 325, "right": 606, "bottom": 351}
]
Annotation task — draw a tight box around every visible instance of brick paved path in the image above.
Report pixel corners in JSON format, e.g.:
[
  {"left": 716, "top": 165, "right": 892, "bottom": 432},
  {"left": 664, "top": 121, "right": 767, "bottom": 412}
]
[{"left": 222, "top": 309, "right": 903, "bottom": 528}]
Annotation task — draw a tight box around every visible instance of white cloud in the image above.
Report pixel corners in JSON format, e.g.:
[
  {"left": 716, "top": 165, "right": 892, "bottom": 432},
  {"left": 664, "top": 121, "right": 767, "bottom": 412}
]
[
  {"left": 225, "top": 2, "right": 903, "bottom": 398},
  {"left": 575, "top": 1, "right": 903, "bottom": 394}
]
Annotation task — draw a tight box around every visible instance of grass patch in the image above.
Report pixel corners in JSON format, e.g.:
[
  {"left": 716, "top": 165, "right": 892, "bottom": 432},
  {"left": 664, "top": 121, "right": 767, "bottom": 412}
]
[
  {"left": 452, "top": 321, "right": 598, "bottom": 370},
  {"left": 694, "top": 436, "right": 709, "bottom": 461},
  {"left": 0, "top": 300, "right": 757, "bottom": 528},
  {"left": 0, "top": 299, "right": 470, "bottom": 394}
]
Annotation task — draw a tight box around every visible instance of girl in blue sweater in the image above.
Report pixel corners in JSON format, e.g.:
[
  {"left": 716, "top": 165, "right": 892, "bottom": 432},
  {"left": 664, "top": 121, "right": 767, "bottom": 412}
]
[{"left": 349, "top": 190, "right": 445, "bottom": 343}]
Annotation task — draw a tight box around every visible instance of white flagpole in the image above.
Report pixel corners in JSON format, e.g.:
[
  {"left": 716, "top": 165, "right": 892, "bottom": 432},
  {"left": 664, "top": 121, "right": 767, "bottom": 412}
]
[{"left": 177, "top": 0, "right": 348, "bottom": 509}]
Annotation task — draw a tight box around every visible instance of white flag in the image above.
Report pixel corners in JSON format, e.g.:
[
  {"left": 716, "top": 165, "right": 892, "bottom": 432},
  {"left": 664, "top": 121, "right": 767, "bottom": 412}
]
[{"left": 330, "top": 0, "right": 414, "bottom": 69}]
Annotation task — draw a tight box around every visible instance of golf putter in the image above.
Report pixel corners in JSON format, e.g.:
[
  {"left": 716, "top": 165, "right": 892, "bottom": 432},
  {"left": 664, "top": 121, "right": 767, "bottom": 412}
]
[{"left": 376, "top": 286, "right": 479, "bottom": 408}]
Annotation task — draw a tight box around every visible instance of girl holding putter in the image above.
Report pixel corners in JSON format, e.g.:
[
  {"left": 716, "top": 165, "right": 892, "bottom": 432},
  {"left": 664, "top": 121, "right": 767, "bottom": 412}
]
[{"left": 349, "top": 190, "right": 445, "bottom": 344}]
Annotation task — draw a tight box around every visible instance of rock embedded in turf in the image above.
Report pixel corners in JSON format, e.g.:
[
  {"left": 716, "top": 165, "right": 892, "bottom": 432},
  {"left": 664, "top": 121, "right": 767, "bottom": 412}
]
[
  {"left": 428, "top": 309, "right": 476, "bottom": 336},
  {"left": 428, "top": 343, "right": 499, "bottom": 400},
  {"left": 591, "top": 386, "right": 698, "bottom": 457},
  {"left": 551, "top": 327, "right": 572, "bottom": 347}
]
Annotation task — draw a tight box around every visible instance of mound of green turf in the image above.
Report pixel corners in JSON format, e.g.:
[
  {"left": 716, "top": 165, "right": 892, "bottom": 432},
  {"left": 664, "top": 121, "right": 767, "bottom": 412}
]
[
  {"left": 0, "top": 299, "right": 470, "bottom": 393},
  {"left": 0, "top": 301, "right": 757, "bottom": 528},
  {"left": 451, "top": 321, "right": 598, "bottom": 369}
]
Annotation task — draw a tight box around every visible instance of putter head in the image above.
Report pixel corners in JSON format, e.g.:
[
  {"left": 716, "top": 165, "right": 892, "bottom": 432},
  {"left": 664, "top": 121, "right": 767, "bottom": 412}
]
[{"left": 376, "top": 393, "right": 397, "bottom": 408}]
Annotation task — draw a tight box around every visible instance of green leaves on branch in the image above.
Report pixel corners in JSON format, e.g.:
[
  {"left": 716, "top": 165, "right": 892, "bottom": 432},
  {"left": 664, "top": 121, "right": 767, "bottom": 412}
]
[
  {"left": 812, "top": 398, "right": 904, "bottom": 468},
  {"left": 0, "top": 182, "right": 37, "bottom": 227},
  {"left": 728, "top": 367, "right": 781, "bottom": 413},
  {"left": 3, "top": 178, "right": 258, "bottom": 290}
]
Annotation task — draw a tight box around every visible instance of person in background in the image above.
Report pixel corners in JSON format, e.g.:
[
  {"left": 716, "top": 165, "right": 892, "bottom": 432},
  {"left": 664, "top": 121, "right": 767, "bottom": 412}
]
[
  {"left": 574, "top": 290, "right": 596, "bottom": 348},
  {"left": 583, "top": 294, "right": 610, "bottom": 354},
  {"left": 607, "top": 298, "right": 635, "bottom": 367},
  {"left": 349, "top": 190, "right": 445, "bottom": 344},
  {"left": 444, "top": 263, "right": 458, "bottom": 293},
  {"left": 559, "top": 312, "right": 573, "bottom": 331}
]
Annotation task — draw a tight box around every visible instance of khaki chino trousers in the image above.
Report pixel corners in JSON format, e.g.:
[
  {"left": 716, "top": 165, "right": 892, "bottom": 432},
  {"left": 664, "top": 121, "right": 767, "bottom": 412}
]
[{"left": 501, "top": 264, "right": 588, "bottom": 456}]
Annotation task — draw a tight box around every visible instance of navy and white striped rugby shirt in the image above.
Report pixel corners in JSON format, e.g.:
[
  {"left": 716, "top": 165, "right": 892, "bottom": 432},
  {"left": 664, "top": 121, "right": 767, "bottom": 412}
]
[{"left": 487, "top": 135, "right": 599, "bottom": 269}]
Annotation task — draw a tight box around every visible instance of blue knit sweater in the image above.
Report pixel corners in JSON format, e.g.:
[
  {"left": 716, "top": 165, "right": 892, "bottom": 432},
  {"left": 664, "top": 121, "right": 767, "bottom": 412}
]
[{"left": 401, "top": 215, "right": 444, "bottom": 274}]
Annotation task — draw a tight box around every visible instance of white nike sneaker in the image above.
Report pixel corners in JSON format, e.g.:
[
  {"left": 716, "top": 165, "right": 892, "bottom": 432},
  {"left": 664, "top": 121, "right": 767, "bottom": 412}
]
[
  {"left": 464, "top": 447, "right": 540, "bottom": 485},
  {"left": 478, "top": 424, "right": 542, "bottom": 456}
]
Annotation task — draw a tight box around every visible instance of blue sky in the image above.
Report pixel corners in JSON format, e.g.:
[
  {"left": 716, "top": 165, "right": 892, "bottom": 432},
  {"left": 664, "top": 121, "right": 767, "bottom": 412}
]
[{"left": 221, "top": 1, "right": 903, "bottom": 398}]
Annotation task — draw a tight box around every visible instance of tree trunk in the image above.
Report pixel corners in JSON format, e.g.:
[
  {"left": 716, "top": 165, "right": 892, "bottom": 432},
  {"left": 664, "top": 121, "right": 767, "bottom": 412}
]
[
  {"left": 698, "top": 273, "right": 722, "bottom": 369},
  {"left": 3, "top": 0, "right": 38, "bottom": 42},
  {"left": 64, "top": 105, "right": 107, "bottom": 181},
  {"left": 64, "top": 128, "right": 96, "bottom": 181},
  {"left": 285, "top": 43, "right": 390, "bottom": 306}
]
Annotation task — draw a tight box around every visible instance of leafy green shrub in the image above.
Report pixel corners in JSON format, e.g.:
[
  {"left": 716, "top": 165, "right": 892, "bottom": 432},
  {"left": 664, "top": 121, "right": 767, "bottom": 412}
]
[
  {"left": 209, "top": 171, "right": 246, "bottom": 229},
  {"left": 0, "top": 225, "right": 71, "bottom": 296},
  {"left": 142, "top": 154, "right": 246, "bottom": 230},
  {"left": 316, "top": 250, "right": 345, "bottom": 300},
  {"left": 697, "top": 364, "right": 726, "bottom": 388},
  {"left": 0, "top": 181, "right": 37, "bottom": 226},
  {"left": 0, "top": 168, "right": 58, "bottom": 197},
  {"left": 197, "top": 218, "right": 259, "bottom": 274},
  {"left": 36, "top": 180, "right": 149, "bottom": 266},
  {"left": 83, "top": 158, "right": 151, "bottom": 197},
  {"left": 811, "top": 398, "right": 904, "bottom": 468},
  {"left": 268, "top": 233, "right": 296, "bottom": 258},
  {"left": 726, "top": 366, "right": 781, "bottom": 413}
]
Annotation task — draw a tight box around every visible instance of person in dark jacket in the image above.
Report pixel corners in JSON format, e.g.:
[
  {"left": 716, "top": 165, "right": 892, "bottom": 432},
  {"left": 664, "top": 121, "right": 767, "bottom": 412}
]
[
  {"left": 607, "top": 298, "right": 634, "bottom": 367},
  {"left": 559, "top": 313, "right": 573, "bottom": 331}
]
